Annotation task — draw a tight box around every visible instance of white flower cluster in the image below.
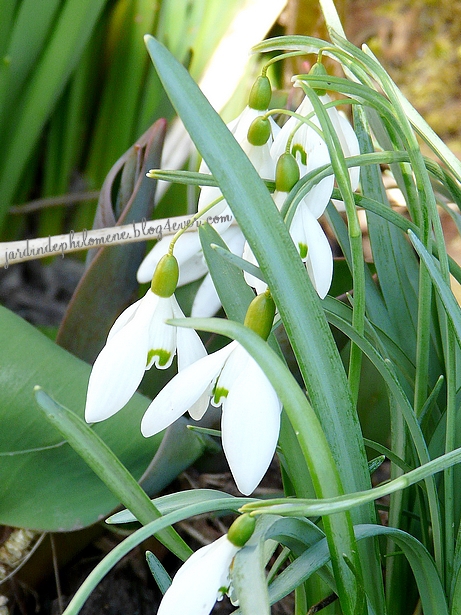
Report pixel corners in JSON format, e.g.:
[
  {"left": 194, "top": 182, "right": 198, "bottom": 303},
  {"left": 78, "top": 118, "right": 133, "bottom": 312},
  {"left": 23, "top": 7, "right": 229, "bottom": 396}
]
[
  {"left": 85, "top": 75, "right": 360, "bottom": 497},
  {"left": 137, "top": 84, "right": 359, "bottom": 310}
]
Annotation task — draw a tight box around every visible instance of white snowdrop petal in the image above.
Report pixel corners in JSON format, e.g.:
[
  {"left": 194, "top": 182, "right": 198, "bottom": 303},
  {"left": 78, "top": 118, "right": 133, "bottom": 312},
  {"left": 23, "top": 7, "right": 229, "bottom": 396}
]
[
  {"left": 157, "top": 536, "right": 238, "bottom": 615},
  {"left": 146, "top": 297, "right": 176, "bottom": 369},
  {"left": 106, "top": 297, "right": 144, "bottom": 340},
  {"left": 171, "top": 296, "right": 207, "bottom": 370},
  {"left": 85, "top": 322, "right": 148, "bottom": 423},
  {"left": 222, "top": 354, "right": 282, "bottom": 495},
  {"left": 336, "top": 112, "right": 361, "bottom": 190},
  {"left": 141, "top": 346, "right": 233, "bottom": 436},
  {"left": 191, "top": 274, "right": 222, "bottom": 318},
  {"left": 290, "top": 206, "right": 333, "bottom": 299},
  {"left": 222, "top": 225, "right": 246, "bottom": 251},
  {"left": 214, "top": 342, "right": 247, "bottom": 403},
  {"left": 178, "top": 253, "right": 208, "bottom": 287},
  {"left": 197, "top": 186, "right": 228, "bottom": 217}
]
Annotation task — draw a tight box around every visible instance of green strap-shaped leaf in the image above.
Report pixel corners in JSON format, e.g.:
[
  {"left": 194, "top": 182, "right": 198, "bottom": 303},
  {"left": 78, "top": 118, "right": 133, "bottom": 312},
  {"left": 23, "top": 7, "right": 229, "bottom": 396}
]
[
  {"left": 34, "top": 386, "right": 190, "bottom": 561},
  {"left": 267, "top": 524, "right": 447, "bottom": 615}
]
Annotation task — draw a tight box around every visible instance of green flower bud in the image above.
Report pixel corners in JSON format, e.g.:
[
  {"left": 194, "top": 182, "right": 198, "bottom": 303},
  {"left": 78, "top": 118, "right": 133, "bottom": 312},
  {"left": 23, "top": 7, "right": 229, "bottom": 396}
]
[
  {"left": 244, "top": 292, "right": 276, "bottom": 341},
  {"left": 247, "top": 116, "right": 271, "bottom": 146},
  {"left": 227, "top": 514, "right": 256, "bottom": 547},
  {"left": 150, "top": 253, "right": 179, "bottom": 297},
  {"left": 309, "top": 61, "right": 328, "bottom": 96},
  {"left": 275, "top": 153, "right": 300, "bottom": 193},
  {"left": 249, "top": 75, "right": 271, "bottom": 111}
]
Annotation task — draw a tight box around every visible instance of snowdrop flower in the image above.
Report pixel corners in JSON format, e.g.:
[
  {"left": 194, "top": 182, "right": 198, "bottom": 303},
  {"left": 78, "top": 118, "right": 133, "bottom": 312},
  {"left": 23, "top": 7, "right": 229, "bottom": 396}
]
[
  {"left": 157, "top": 514, "right": 256, "bottom": 615},
  {"left": 283, "top": 195, "right": 333, "bottom": 299},
  {"left": 137, "top": 223, "right": 245, "bottom": 317},
  {"left": 139, "top": 76, "right": 276, "bottom": 317},
  {"left": 196, "top": 76, "right": 278, "bottom": 224},
  {"left": 85, "top": 255, "right": 206, "bottom": 423},
  {"left": 270, "top": 95, "right": 333, "bottom": 219},
  {"left": 243, "top": 151, "right": 333, "bottom": 299},
  {"left": 142, "top": 340, "right": 281, "bottom": 494},
  {"left": 142, "top": 293, "right": 281, "bottom": 495}
]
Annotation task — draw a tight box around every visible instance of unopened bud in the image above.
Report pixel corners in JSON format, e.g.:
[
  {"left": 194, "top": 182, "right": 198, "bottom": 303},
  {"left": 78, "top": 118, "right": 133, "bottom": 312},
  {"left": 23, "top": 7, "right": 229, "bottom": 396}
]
[
  {"left": 227, "top": 514, "right": 256, "bottom": 547},
  {"left": 249, "top": 75, "right": 271, "bottom": 111},
  {"left": 244, "top": 291, "right": 276, "bottom": 340},
  {"left": 275, "top": 153, "right": 300, "bottom": 193},
  {"left": 150, "top": 254, "right": 179, "bottom": 297},
  {"left": 309, "top": 62, "right": 328, "bottom": 96},
  {"left": 247, "top": 116, "right": 271, "bottom": 146}
]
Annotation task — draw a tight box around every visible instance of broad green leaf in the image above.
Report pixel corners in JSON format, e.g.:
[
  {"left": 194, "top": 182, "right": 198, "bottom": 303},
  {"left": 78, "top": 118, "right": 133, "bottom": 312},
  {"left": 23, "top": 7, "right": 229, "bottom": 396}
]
[
  {"left": 34, "top": 387, "right": 191, "bottom": 560},
  {"left": 0, "top": 306, "right": 204, "bottom": 531}
]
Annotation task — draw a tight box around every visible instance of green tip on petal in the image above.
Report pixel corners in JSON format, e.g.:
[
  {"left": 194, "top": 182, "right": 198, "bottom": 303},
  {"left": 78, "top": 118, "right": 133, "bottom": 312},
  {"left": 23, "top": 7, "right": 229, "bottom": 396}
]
[
  {"left": 299, "top": 243, "right": 308, "bottom": 260},
  {"left": 147, "top": 348, "right": 171, "bottom": 368},
  {"left": 244, "top": 292, "right": 276, "bottom": 340},
  {"left": 291, "top": 143, "right": 307, "bottom": 167},
  {"left": 247, "top": 117, "right": 271, "bottom": 146},
  {"left": 213, "top": 386, "right": 229, "bottom": 405},
  {"left": 275, "top": 153, "right": 300, "bottom": 192},
  {"left": 308, "top": 61, "right": 328, "bottom": 96},
  {"left": 248, "top": 75, "right": 271, "bottom": 111},
  {"left": 151, "top": 253, "right": 179, "bottom": 297},
  {"left": 227, "top": 514, "right": 256, "bottom": 547}
]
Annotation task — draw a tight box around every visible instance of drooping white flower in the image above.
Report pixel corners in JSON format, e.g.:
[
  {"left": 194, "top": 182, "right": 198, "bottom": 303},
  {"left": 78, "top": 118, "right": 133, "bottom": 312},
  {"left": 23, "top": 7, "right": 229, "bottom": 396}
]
[
  {"left": 197, "top": 104, "right": 278, "bottom": 215},
  {"left": 243, "top": 88, "right": 359, "bottom": 299},
  {"left": 85, "top": 289, "right": 206, "bottom": 423},
  {"left": 157, "top": 534, "right": 239, "bottom": 615},
  {"left": 157, "top": 513, "right": 256, "bottom": 615},
  {"left": 141, "top": 340, "right": 282, "bottom": 495},
  {"left": 270, "top": 95, "right": 334, "bottom": 219},
  {"left": 137, "top": 223, "right": 245, "bottom": 317},
  {"left": 138, "top": 104, "right": 276, "bottom": 315}
]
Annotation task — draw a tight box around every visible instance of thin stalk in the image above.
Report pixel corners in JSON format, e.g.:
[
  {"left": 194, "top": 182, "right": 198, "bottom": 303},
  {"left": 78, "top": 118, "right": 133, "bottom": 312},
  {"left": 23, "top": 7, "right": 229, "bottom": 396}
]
[{"left": 443, "top": 317, "right": 457, "bottom": 591}]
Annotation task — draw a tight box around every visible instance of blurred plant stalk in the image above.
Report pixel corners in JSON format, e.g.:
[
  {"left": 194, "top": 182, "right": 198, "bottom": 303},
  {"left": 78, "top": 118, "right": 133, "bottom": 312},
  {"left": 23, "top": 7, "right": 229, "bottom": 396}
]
[{"left": 0, "top": 0, "right": 287, "bottom": 239}]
